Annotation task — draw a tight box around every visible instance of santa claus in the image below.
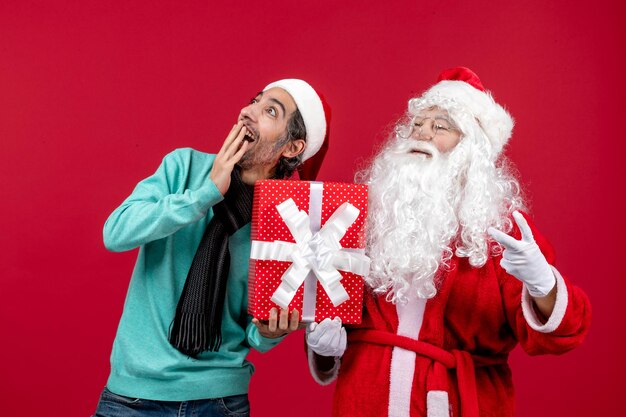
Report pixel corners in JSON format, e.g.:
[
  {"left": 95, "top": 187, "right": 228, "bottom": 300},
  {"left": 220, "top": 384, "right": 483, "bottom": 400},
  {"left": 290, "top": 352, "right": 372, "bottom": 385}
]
[{"left": 305, "top": 67, "right": 591, "bottom": 417}]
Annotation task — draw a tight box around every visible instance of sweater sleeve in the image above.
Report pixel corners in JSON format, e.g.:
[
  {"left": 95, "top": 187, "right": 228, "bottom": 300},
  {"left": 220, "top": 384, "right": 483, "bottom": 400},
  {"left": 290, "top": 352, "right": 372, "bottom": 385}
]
[
  {"left": 499, "top": 213, "right": 592, "bottom": 356},
  {"left": 244, "top": 319, "right": 287, "bottom": 353},
  {"left": 103, "top": 149, "right": 224, "bottom": 252}
]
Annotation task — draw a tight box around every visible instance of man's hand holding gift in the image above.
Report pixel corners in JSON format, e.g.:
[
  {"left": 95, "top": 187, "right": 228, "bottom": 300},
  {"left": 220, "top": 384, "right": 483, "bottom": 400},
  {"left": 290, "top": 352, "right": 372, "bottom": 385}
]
[{"left": 252, "top": 308, "right": 306, "bottom": 338}]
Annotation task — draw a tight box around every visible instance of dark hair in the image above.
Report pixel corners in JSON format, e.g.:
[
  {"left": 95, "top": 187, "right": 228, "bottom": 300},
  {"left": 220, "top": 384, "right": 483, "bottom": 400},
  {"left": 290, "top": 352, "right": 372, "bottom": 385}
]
[{"left": 273, "top": 108, "right": 307, "bottom": 179}]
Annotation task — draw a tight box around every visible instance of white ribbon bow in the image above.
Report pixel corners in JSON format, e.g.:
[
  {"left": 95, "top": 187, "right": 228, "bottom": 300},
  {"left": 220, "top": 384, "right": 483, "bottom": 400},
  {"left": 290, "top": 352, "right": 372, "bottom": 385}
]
[{"left": 250, "top": 198, "right": 370, "bottom": 309}]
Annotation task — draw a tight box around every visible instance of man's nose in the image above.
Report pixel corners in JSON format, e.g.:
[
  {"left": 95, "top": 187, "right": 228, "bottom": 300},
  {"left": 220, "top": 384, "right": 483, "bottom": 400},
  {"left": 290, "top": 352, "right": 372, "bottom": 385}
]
[{"left": 239, "top": 103, "right": 258, "bottom": 121}]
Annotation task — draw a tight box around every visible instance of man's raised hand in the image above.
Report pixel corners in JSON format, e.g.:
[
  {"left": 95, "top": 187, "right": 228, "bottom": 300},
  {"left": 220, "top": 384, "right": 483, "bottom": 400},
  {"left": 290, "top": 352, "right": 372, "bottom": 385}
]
[{"left": 209, "top": 121, "right": 250, "bottom": 195}]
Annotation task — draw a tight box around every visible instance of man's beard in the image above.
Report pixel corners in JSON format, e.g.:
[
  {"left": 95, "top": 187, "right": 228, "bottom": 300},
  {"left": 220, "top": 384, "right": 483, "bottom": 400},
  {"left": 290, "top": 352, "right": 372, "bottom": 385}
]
[
  {"left": 362, "top": 137, "right": 463, "bottom": 303},
  {"left": 237, "top": 130, "right": 289, "bottom": 171}
]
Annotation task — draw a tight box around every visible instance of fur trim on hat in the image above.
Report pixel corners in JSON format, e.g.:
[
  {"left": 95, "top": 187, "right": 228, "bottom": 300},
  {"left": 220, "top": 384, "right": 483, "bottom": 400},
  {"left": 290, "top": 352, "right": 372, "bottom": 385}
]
[
  {"left": 415, "top": 80, "right": 514, "bottom": 155},
  {"left": 264, "top": 79, "right": 327, "bottom": 162}
]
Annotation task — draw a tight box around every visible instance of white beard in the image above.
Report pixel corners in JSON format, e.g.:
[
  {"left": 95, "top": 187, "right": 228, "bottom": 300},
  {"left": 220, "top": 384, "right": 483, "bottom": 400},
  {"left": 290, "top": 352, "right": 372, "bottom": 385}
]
[{"left": 360, "top": 135, "right": 524, "bottom": 304}]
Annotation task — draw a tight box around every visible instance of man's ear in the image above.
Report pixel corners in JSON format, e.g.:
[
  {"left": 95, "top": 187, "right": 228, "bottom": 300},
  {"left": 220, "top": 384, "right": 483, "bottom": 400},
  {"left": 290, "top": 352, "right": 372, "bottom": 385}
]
[{"left": 281, "top": 138, "right": 306, "bottom": 159}]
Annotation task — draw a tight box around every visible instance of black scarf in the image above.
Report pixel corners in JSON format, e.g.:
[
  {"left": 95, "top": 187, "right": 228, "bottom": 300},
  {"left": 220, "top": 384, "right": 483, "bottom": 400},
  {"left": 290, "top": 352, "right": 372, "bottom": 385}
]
[{"left": 169, "top": 168, "right": 253, "bottom": 357}]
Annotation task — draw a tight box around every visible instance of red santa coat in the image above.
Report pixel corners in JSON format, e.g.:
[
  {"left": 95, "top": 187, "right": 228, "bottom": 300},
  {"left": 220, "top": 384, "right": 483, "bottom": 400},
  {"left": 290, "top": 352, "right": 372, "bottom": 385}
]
[{"left": 325, "top": 215, "right": 591, "bottom": 417}]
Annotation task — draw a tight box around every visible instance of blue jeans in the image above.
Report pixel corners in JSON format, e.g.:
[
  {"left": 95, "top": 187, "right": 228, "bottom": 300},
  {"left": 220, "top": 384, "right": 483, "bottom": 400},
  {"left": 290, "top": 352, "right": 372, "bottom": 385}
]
[{"left": 93, "top": 387, "right": 250, "bottom": 417}]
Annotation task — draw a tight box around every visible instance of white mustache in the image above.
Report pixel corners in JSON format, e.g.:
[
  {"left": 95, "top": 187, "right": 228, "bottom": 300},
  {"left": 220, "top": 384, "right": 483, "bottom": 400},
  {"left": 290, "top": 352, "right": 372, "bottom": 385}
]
[
  {"left": 409, "top": 141, "right": 438, "bottom": 156},
  {"left": 390, "top": 139, "right": 440, "bottom": 158}
]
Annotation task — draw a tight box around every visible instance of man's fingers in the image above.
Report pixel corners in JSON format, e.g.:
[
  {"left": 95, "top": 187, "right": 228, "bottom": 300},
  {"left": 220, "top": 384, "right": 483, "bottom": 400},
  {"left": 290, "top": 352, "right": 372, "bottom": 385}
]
[
  {"left": 217, "top": 123, "right": 237, "bottom": 155},
  {"left": 232, "top": 137, "right": 249, "bottom": 163},
  {"left": 488, "top": 227, "right": 519, "bottom": 249},
  {"left": 218, "top": 122, "right": 242, "bottom": 155},
  {"left": 260, "top": 309, "right": 301, "bottom": 336},
  {"left": 252, "top": 318, "right": 269, "bottom": 332},
  {"left": 227, "top": 121, "right": 244, "bottom": 144},
  {"left": 268, "top": 308, "right": 278, "bottom": 332},
  {"left": 289, "top": 309, "right": 300, "bottom": 331},
  {"left": 278, "top": 308, "right": 289, "bottom": 331},
  {"left": 512, "top": 211, "right": 534, "bottom": 242},
  {"left": 223, "top": 125, "right": 247, "bottom": 160}
]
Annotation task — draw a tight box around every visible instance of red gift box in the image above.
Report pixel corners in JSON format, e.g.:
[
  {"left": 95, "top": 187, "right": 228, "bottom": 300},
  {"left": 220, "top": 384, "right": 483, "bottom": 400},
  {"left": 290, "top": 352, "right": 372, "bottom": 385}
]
[{"left": 248, "top": 179, "right": 369, "bottom": 324}]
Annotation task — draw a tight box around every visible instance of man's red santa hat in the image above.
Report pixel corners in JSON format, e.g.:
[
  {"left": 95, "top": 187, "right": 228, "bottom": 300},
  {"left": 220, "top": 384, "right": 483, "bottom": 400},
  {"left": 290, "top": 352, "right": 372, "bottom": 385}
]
[
  {"left": 412, "top": 67, "right": 514, "bottom": 156},
  {"left": 263, "top": 79, "right": 330, "bottom": 181}
]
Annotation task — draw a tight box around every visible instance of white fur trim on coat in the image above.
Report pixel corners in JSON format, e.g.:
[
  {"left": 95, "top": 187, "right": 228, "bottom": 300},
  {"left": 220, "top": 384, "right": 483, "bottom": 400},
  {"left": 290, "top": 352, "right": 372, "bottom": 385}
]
[
  {"left": 307, "top": 346, "right": 340, "bottom": 385},
  {"left": 388, "top": 295, "right": 427, "bottom": 417},
  {"left": 427, "top": 390, "right": 451, "bottom": 417},
  {"left": 521, "top": 265, "right": 568, "bottom": 333}
]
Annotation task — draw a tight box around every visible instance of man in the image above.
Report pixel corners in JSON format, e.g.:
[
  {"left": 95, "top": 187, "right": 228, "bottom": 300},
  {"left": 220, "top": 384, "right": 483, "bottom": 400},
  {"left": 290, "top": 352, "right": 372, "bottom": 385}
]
[
  {"left": 93, "top": 79, "right": 329, "bottom": 417},
  {"left": 306, "top": 68, "right": 591, "bottom": 417}
]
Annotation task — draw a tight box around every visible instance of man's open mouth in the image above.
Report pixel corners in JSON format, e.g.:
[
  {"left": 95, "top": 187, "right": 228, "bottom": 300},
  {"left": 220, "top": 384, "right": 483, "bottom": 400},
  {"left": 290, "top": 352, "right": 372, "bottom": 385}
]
[{"left": 243, "top": 124, "right": 256, "bottom": 142}]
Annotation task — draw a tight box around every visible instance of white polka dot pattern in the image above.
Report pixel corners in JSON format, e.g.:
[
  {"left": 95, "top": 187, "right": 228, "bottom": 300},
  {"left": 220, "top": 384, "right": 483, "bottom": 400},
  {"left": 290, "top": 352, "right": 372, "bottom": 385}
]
[{"left": 248, "top": 179, "right": 368, "bottom": 324}]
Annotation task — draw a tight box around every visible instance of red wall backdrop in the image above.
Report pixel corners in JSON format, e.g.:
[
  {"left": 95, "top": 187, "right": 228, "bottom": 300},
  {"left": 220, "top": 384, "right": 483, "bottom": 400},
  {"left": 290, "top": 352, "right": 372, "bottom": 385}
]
[{"left": 1, "top": 1, "right": 624, "bottom": 416}]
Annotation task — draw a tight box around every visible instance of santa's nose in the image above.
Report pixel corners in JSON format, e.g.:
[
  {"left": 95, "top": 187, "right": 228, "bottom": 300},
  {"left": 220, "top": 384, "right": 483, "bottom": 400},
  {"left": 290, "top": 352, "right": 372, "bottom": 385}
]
[{"left": 414, "top": 126, "right": 434, "bottom": 141}]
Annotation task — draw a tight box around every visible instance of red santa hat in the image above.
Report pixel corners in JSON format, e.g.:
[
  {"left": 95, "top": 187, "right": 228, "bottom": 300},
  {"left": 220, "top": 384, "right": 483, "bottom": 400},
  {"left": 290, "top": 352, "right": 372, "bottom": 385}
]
[
  {"left": 264, "top": 79, "right": 330, "bottom": 181},
  {"left": 415, "top": 67, "right": 514, "bottom": 155}
]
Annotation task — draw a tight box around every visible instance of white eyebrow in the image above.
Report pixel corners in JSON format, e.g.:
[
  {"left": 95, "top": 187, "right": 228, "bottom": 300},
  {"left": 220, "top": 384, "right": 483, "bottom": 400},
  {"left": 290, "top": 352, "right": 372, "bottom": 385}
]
[{"left": 414, "top": 113, "right": 453, "bottom": 122}]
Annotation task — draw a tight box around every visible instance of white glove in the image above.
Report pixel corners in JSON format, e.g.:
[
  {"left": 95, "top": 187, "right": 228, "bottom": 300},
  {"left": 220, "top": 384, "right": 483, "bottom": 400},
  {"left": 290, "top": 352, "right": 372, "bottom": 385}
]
[
  {"left": 488, "top": 211, "right": 556, "bottom": 297},
  {"left": 306, "top": 317, "right": 347, "bottom": 357}
]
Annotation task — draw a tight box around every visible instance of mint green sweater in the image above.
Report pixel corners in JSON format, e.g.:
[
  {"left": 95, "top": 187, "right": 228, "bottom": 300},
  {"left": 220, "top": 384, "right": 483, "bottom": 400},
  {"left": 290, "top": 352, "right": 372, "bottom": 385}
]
[{"left": 103, "top": 148, "right": 283, "bottom": 401}]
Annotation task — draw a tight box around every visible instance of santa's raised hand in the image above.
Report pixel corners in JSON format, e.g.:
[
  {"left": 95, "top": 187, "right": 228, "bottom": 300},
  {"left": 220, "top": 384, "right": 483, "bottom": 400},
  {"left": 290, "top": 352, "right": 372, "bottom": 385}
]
[{"left": 488, "top": 211, "right": 556, "bottom": 297}]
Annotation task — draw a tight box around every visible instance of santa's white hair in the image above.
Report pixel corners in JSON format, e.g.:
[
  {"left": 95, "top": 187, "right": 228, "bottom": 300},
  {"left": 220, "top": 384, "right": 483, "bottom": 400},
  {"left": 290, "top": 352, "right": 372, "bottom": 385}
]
[{"left": 358, "top": 96, "right": 526, "bottom": 303}]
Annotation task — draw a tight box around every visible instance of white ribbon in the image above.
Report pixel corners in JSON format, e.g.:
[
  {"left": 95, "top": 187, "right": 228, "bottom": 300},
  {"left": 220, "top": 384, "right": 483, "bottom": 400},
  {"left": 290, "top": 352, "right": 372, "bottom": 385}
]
[{"left": 250, "top": 198, "right": 370, "bottom": 309}]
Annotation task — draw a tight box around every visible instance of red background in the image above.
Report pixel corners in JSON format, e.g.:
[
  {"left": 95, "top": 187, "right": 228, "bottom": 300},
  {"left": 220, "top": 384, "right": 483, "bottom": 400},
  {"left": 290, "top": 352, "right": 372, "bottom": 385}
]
[{"left": 1, "top": 1, "right": 624, "bottom": 416}]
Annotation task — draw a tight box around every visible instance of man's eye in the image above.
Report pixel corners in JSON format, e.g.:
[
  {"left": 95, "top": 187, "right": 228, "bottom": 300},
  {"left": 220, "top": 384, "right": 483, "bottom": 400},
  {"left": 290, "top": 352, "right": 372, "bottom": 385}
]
[
  {"left": 250, "top": 98, "right": 259, "bottom": 105},
  {"left": 267, "top": 107, "right": 277, "bottom": 117},
  {"left": 413, "top": 121, "right": 423, "bottom": 127},
  {"left": 435, "top": 124, "right": 449, "bottom": 131}
]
